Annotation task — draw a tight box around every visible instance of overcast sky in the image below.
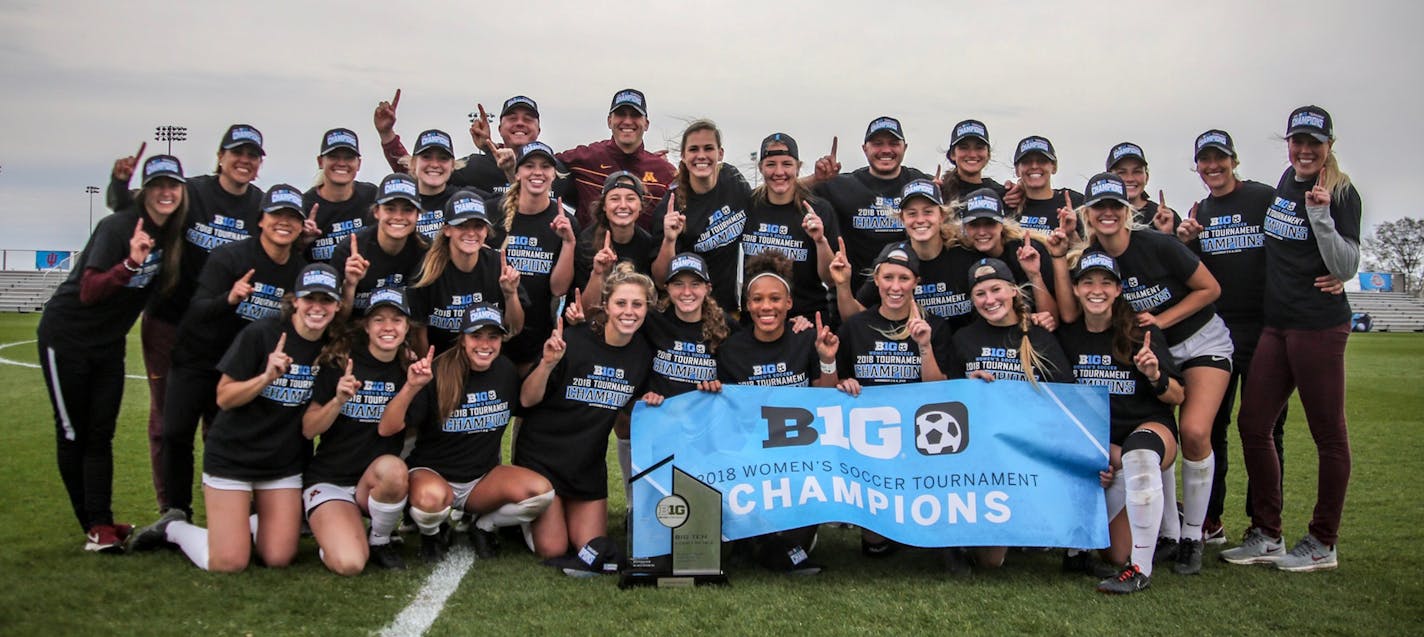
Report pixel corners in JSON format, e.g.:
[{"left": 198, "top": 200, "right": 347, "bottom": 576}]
[{"left": 1, "top": 0, "right": 1418, "bottom": 257}]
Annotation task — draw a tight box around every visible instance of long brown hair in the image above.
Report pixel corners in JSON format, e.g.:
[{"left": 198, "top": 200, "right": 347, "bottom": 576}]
[
  {"left": 317, "top": 310, "right": 414, "bottom": 370},
  {"left": 137, "top": 180, "right": 188, "bottom": 295},
  {"left": 657, "top": 276, "right": 731, "bottom": 353},
  {"left": 674, "top": 120, "right": 723, "bottom": 212},
  {"left": 432, "top": 343, "right": 471, "bottom": 425}
]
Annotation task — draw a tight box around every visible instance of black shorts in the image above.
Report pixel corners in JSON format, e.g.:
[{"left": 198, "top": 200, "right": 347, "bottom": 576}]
[{"left": 1110, "top": 418, "right": 1178, "bottom": 447}]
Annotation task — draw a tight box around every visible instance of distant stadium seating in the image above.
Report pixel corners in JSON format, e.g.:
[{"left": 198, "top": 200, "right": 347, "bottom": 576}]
[
  {"left": 0, "top": 271, "right": 63, "bottom": 313},
  {"left": 1348, "top": 291, "right": 1424, "bottom": 332}
]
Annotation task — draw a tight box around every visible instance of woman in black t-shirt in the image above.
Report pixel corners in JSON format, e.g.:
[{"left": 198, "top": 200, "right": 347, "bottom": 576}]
[
  {"left": 1104, "top": 142, "right": 1180, "bottom": 233},
  {"left": 576, "top": 171, "right": 656, "bottom": 304},
  {"left": 38, "top": 155, "right": 186, "bottom": 553},
  {"left": 643, "top": 253, "right": 733, "bottom": 399},
  {"left": 304, "top": 127, "right": 379, "bottom": 264},
  {"left": 1057, "top": 252, "right": 1183, "bottom": 594},
  {"left": 940, "top": 119, "right": 1008, "bottom": 205},
  {"left": 1007, "top": 136, "right": 1083, "bottom": 235},
  {"left": 953, "top": 188, "right": 1065, "bottom": 322},
  {"left": 333, "top": 173, "right": 430, "bottom": 319}
]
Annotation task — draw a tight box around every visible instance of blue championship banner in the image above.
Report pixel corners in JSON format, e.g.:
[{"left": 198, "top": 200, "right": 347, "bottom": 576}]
[{"left": 630, "top": 380, "right": 1110, "bottom": 558}]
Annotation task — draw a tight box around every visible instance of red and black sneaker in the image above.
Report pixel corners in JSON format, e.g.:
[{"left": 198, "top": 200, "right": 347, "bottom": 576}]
[{"left": 84, "top": 525, "right": 125, "bottom": 554}]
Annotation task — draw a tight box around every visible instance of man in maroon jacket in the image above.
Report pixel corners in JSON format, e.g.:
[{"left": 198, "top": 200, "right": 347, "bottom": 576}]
[{"left": 557, "top": 88, "right": 675, "bottom": 230}]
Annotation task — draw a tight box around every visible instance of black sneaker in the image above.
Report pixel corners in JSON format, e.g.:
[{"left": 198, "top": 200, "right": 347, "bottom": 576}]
[
  {"left": 1174, "top": 538, "right": 1203, "bottom": 575},
  {"left": 420, "top": 533, "right": 447, "bottom": 564},
  {"left": 861, "top": 537, "right": 900, "bottom": 558},
  {"left": 1062, "top": 550, "right": 1090, "bottom": 574},
  {"left": 1096, "top": 563, "right": 1151, "bottom": 594},
  {"left": 1153, "top": 537, "right": 1180, "bottom": 564},
  {"left": 468, "top": 521, "right": 499, "bottom": 559},
  {"left": 127, "top": 508, "right": 188, "bottom": 552},
  {"left": 940, "top": 548, "right": 972, "bottom": 576},
  {"left": 370, "top": 542, "right": 407, "bottom": 571}
]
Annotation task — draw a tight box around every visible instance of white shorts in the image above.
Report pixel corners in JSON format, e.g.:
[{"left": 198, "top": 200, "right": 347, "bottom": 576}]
[
  {"left": 303, "top": 482, "right": 358, "bottom": 518},
  {"left": 202, "top": 472, "right": 303, "bottom": 492},
  {"left": 409, "top": 467, "right": 484, "bottom": 511},
  {"left": 1169, "top": 314, "right": 1235, "bottom": 371}
]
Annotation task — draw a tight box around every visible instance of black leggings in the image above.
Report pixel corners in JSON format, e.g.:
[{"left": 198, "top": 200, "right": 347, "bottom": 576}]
[
  {"left": 160, "top": 364, "right": 220, "bottom": 516},
  {"left": 38, "top": 340, "right": 126, "bottom": 532}
]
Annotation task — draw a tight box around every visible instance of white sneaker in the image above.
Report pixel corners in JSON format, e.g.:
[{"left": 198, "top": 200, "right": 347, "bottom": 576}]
[{"left": 1220, "top": 527, "right": 1285, "bottom": 565}]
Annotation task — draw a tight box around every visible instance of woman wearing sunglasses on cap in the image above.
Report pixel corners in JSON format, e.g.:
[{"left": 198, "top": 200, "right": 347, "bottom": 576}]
[
  {"left": 381, "top": 304, "right": 554, "bottom": 564},
  {"left": 407, "top": 189, "right": 524, "bottom": 357},
  {"left": 1105, "top": 142, "right": 1180, "bottom": 234},
  {"left": 575, "top": 171, "right": 658, "bottom": 306},
  {"left": 148, "top": 184, "right": 313, "bottom": 532},
  {"left": 953, "top": 187, "right": 1067, "bottom": 324},
  {"left": 1009, "top": 135, "right": 1083, "bottom": 236},
  {"left": 1056, "top": 251, "right": 1183, "bottom": 594},
  {"left": 939, "top": 119, "right": 1008, "bottom": 204},
  {"left": 106, "top": 125, "right": 265, "bottom": 513},
  {"left": 38, "top": 155, "right": 186, "bottom": 553},
  {"left": 1064, "top": 172, "right": 1229, "bottom": 576},
  {"left": 652, "top": 119, "right": 752, "bottom": 313},
  {"left": 331, "top": 173, "right": 430, "bottom": 320},
  {"left": 128, "top": 264, "right": 344, "bottom": 572},
  {"left": 304, "top": 128, "right": 378, "bottom": 265},
  {"left": 1220, "top": 106, "right": 1362, "bottom": 573},
  {"left": 742, "top": 133, "right": 839, "bottom": 324}
]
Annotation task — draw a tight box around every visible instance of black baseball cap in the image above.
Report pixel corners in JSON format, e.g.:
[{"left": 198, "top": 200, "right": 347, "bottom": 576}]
[
  {"left": 968, "top": 257, "right": 1015, "bottom": 288},
  {"left": 1106, "top": 142, "right": 1146, "bottom": 170},
  {"left": 517, "top": 141, "right": 556, "bottom": 167},
  {"left": 666, "top": 252, "right": 711, "bottom": 283},
  {"left": 445, "top": 190, "right": 490, "bottom": 226},
  {"left": 1194, "top": 129, "right": 1236, "bottom": 160},
  {"left": 602, "top": 170, "right": 646, "bottom": 197},
  {"left": 320, "top": 128, "right": 360, "bottom": 156},
  {"left": 1084, "top": 172, "right": 1131, "bottom": 207},
  {"left": 864, "top": 116, "right": 905, "bottom": 142},
  {"left": 376, "top": 173, "right": 421, "bottom": 206},
  {"left": 1013, "top": 135, "right": 1056, "bottom": 164},
  {"left": 1286, "top": 105, "right": 1333, "bottom": 142},
  {"left": 141, "top": 155, "right": 185, "bottom": 186},
  {"left": 949, "top": 119, "right": 990, "bottom": 148},
  {"left": 413, "top": 129, "right": 454, "bottom": 156},
  {"left": 295, "top": 263, "right": 341, "bottom": 299},
  {"left": 874, "top": 241, "right": 920, "bottom": 276},
  {"left": 759, "top": 132, "right": 799, "bottom": 161},
  {"left": 461, "top": 303, "right": 508, "bottom": 334},
  {"left": 500, "top": 95, "right": 540, "bottom": 118},
  {"left": 261, "top": 184, "right": 308, "bottom": 218},
  {"left": 1072, "top": 250, "right": 1122, "bottom": 282},
  {"left": 220, "top": 124, "right": 265, "bottom": 155},
  {"left": 609, "top": 89, "right": 648, "bottom": 116},
  {"left": 960, "top": 188, "right": 1005, "bottom": 223},
  {"left": 899, "top": 179, "right": 942, "bottom": 208},
  {"left": 366, "top": 287, "right": 411, "bottom": 315},
  {"left": 550, "top": 536, "right": 621, "bottom": 576}
]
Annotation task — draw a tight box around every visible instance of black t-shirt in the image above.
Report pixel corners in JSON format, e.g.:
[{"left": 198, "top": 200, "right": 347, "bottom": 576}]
[
  {"left": 961, "top": 237, "right": 1058, "bottom": 311},
  {"left": 573, "top": 224, "right": 656, "bottom": 293},
  {"left": 1057, "top": 322, "right": 1179, "bottom": 444},
  {"left": 813, "top": 167, "right": 931, "bottom": 291},
  {"left": 1132, "top": 200, "right": 1182, "bottom": 234},
  {"left": 415, "top": 187, "right": 474, "bottom": 242},
  {"left": 650, "top": 165, "right": 753, "bottom": 311},
  {"left": 304, "top": 182, "right": 378, "bottom": 263},
  {"left": 512, "top": 325, "right": 652, "bottom": 500},
  {"left": 406, "top": 246, "right": 513, "bottom": 356},
  {"left": 450, "top": 152, "right": 569, "bottom": 200},
  {"left": 329, "top": 226, "right": 428, "bottom": 316},
  {"left": 1013, "top": 188, "right": 1083, "bottom": 235},
  {"left": 741, "top": 197, "right": 839, "bottom": 319},
  {"left": 1105, "top": 229, "right": 1214, "bottom": 345},
  {"left": 642, "top": 307, "right": 727, "bottom": 398},
  {"left": 38, "top": 208, "right": 170, "bottom": 352},
  {"left": 204, "top": 318, "right": 326, "bottom": 481},
  {"left": 941, "top": 175, "right": 1007, "bottom": 206},
  {"left": 855, "top": 246, "right": 980, "bottom": 331},
  {"left": 148, "top": 175, "right": 264, "bottom": 324},
  {"left": 304, "top": 347, "right": 407, "bottom": 486},
  {"left": 405, "top": 355, "right": 521, "bottom": 483},
  {"left": 1264, "top": 169, "right": 1362, "bottom": 329},
  {"left": 717, "top": 327, "right": 822, "bottom": 387},
  {"left": 950, "top": 321, "right": 1073, "bottom": 383},
  {"left": 172, "top": 238, "right": 307, "bottom": 370},
  {"left": 489, "top": 197, "right": 578, "bottom": 363},
  {"left": 835, "top": 307, "right": 955, "bottom": 386},
  {"left": 1189, "top": 180, "right": 1275, "bottom": 326}
]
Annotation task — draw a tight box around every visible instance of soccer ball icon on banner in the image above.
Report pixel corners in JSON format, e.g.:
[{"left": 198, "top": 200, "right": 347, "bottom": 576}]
[{"left": 914, "top": 403, "right": 968, "bottom": 455}]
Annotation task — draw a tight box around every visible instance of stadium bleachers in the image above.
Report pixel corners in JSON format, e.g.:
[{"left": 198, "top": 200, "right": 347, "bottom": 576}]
[
  {"left": 0, "top": 271, "right": 63, "bottom": 313},
  {"left": 1349, "top": 291, "right": 1424, "bottom": 332}
]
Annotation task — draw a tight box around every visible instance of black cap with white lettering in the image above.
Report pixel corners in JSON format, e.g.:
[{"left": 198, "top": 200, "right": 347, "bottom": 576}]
[
  {"left": 1072, "top": 250, "right": 1122, "bottom": 282},
  {"left": 376, "top": 173, "right": 421, "bottom": 207},
  {"left": 320, "top": 128, "right": 360, "bottom": 157},
  {"left": 1286, "top": 105, "right": 1333, "bottom": 142},
  {"left": 413, "top": 129, "right": 454, "bottom": 156},
  {"left": 295, "top": 263, "right": 341, "bottom": 299},
  {"left": 899, "top": 179, "right": 942, "bottom": 208},
  {"left": 500, "top": 95, "right": 540, "bottom": 119},
  {"left": 1083, "top": 172, "right": 1131, "bottom": 207},
  {"left": 366, "top": 287, "right": 411, "bottom": 316},
  {"left": 609, "top": 89, "right": 648, "bottom": 116},
  {"left": 949, "top": 119, "right": 990, "bottom": 148},
  {"left": 1106, "top": 142, "right": 1146, "bottom": 170},
  {"left": 666, "top": 252, "right": 711, "bottom": 283},
  {"left": 1013, "top": 135, "right": 1056, "bottom": 164},
  {"left": 444, "top": 190, "right": 491, "bottom": 226},
  {"left": 1194, "top": 129, "right": 1236, "bottom": 160},
  {"left": 141, "top": 155, "right": 185, "bottom": 186},
  {"left": 864, "top": 116, "right": 905, "bottom": 142},
  {"left": 220, "top": 124, "right": 265, "bottom": 155},
  {"left": 461, "top": 303, "right": 508, "bottom": 334},
  {"left": 516, "top": 141, "right": 556, "bottom": 167},
  {"left": 960, "top": 188, "right": 1006, "bottom": 223},
  {"left": 261, "top": 183, "right": 308, "bottom": 218}
]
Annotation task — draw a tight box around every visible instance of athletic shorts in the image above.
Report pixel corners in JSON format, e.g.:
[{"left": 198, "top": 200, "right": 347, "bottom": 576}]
[
  {"left": 1111, "top": 418, "right": 1179, "bottom": 447},
  {"left": 409, "top": 467, "right": 484, "bottom": 511},
  {"left": 302, "top": 482, "right": 358, "bottom": 518},
  {"left": 1169, "top": 314, "right": 1234, "bottom": 372},
  {"left": 202, "top": 472, "right": 302, "bottom": 492}
]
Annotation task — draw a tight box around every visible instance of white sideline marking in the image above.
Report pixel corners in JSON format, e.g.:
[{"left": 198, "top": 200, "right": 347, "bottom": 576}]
[
  {"left": 0, "top": 340, "right": 146, "bottom": 380},
  {"left": 379, "top": 547, "right": 475, "bottom": 637}
]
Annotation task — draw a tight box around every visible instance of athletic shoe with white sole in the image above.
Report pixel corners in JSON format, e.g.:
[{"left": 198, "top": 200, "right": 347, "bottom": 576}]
[
  {"left": 1202, "top": 520, "right": 1227, "bottom": 546},
  {"left": 1220, "top": 527, "right": 1285, "bottom": 565},
  {"left": 1097, "top": 564, "right": 1150, "bottom": 594},
  {"left": 1275, "top": 534, "right": 1337, "bottom": 572},
  {"left": 127, "top": 509, "right": 188, "bottom": 552},
  {"left": 84, "top": 524, "right": 125, "bottom": 554},
  {"left": 1174, "top": 538, "right": 1203, "bottom": 575}
]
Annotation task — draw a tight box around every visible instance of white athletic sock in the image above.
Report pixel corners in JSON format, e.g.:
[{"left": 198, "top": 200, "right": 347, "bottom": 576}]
[
  {"left": 1105, "top": 470, "right": 1126, "bottom": 520},
  {"left": 1158, "top": 464, "right": 1180, "bottom": 540},
  {"left": 166, "top": 520, "right": 211, "bottom": 571},
  {"left": 248, "top": 513, "right": 259, "bottom": 538},
  {"left": 410, "top": 506, "right": 450, "bottom": 536},
  {"left": 617, "top": 438, "right": 632, "bottom": 506},
  {"left": 1180, "top": 454, "right": 1214, "bottom": 542},
  {"left": 1122, "top": 449, "right": 1164, "bottom": 577},
  {"left": 367, "top": 496, "right": 407, "bottom": 546},
  {"left": 477, "top": 491, "right": 555, "bottom": 531}
]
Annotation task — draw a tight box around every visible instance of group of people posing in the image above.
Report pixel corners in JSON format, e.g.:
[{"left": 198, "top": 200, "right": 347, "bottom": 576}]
[{"left": 38, "top": 88, "right": 1360, "bottom": 595}]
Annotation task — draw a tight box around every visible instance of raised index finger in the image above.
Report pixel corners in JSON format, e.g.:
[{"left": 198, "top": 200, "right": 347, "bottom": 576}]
[
  {"left": 837, "top": 236, "right": 846, "bottom": 255},
  {"left": 1063, "top": 190, "right": 1073, "bottom": 210},
  {"left": 345, "top": 357, "right": 354, "bottom": 375},
  {"left": 391, "top": 88, "right": 401, "bottom": 109},
  {"left": 603, "top": 229, "right": 611, "bottom": 251},
  {"left": 135, "top": 141, "right": 147, "bottom": 160},
  {"left": 830, "top": 136, "right": 838, "bottom": 161},
  {"left": 134, "top": 218, "right": 145, "bottom": 236},
  {"left": 273, "top": 332, "right": 287, "bottom": 354},
  {"left": 1158, "top": 189, "right": 1167, "bottom": 209},
  {"left": 477, "top": 103, "right": 488, "bottom": 122},
  {"left": 350, "top": 232, "right": 360, "bottom": 257},
  {"left": 1141, "top": 330, "right": 1151, "bottom": 352}
]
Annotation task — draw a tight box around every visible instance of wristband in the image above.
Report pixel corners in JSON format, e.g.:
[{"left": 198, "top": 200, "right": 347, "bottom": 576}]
[
  {"left": 122, "top": 258, "right": 140, "bottom": 272},
  {"left": 819, "top": 360, "right": 836, "bottom": 375},
  {"left": 1151, "top": 374, "right": 1169, "bottom": 396}
]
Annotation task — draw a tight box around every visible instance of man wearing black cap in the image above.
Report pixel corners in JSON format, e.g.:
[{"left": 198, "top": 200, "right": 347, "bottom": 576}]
[
  {"left": 809, "top": 116, "right": 934, "bottom": 292},
  {"left": 305, "top": 128, "right": 378, "bottom": 264},
  {"left": 557, "top": 88, "right": 675, "bottom": 230}
]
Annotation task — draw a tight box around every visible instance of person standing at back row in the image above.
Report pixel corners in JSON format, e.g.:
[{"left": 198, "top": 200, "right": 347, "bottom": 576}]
[{"left": 557, "top": 88, "right": 675, "bottom": 230}]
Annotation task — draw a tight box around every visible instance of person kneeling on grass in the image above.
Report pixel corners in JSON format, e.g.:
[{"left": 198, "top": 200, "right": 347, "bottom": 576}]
[
  {"left": 381, "top": 303, "right": 555, "bottom": 563},
  {"left": 299, "top": 288, "right": 419, "bottom": 574},
  {"left": 128, "top": 264, "right": 342, "bottom": 572}
]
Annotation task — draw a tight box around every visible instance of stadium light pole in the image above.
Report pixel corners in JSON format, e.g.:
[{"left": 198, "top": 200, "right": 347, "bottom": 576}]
[
  {"left": 154, "top": 125, "right": 188, "bottom": 154},
  {"left": 85, "top": 185, "right": 100, "bottom": 235}
]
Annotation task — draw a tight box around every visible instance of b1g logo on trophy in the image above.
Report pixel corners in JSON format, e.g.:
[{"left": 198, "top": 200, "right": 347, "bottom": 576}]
[{"left": 620, "top": 467, "right": 728, "bottom": 588}]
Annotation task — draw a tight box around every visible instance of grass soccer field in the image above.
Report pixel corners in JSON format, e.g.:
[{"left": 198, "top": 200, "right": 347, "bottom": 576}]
[{"left": 0, "top": 312, "right": 1420, "bottom": 636}]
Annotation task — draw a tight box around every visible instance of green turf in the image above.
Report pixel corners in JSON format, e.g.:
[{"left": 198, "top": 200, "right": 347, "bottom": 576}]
[{"left": 1, "top": 312, "right": 1420, "bottom": 635}]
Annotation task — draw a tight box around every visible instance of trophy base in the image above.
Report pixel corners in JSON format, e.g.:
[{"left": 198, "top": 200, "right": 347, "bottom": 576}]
[{"left": 617, "top": 571, "right": 729, "bottom": 589}]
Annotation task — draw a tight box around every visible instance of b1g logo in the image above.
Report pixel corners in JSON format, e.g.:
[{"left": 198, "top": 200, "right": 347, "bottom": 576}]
[
  {"left": 655, "top": 495, "right": 689, "bottom": 528},
  {"left": 914, "top": 401, "right": 968, "bottom": 455}
]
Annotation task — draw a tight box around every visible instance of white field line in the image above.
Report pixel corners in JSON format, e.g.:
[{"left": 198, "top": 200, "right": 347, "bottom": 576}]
[
  {"left": 378, "top": 546, "right": 476, "bottom": 637},
  {"left": 0, "top": 339, "right": 146, "bottom": 380}
]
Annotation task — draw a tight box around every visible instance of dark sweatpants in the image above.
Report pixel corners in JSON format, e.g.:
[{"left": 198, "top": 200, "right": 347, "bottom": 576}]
[
  {"left": 38, "top": 340, "right": 126, "bottom": 531},
  {"left": 140, "top": 314, "right": 177, "bottom": 510},
  {"left": 1207, "top": 320, "right": 1286, "bottom": 522},
  {"left": 160, "top": 364, "right": 220, "bottom": 517}
]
